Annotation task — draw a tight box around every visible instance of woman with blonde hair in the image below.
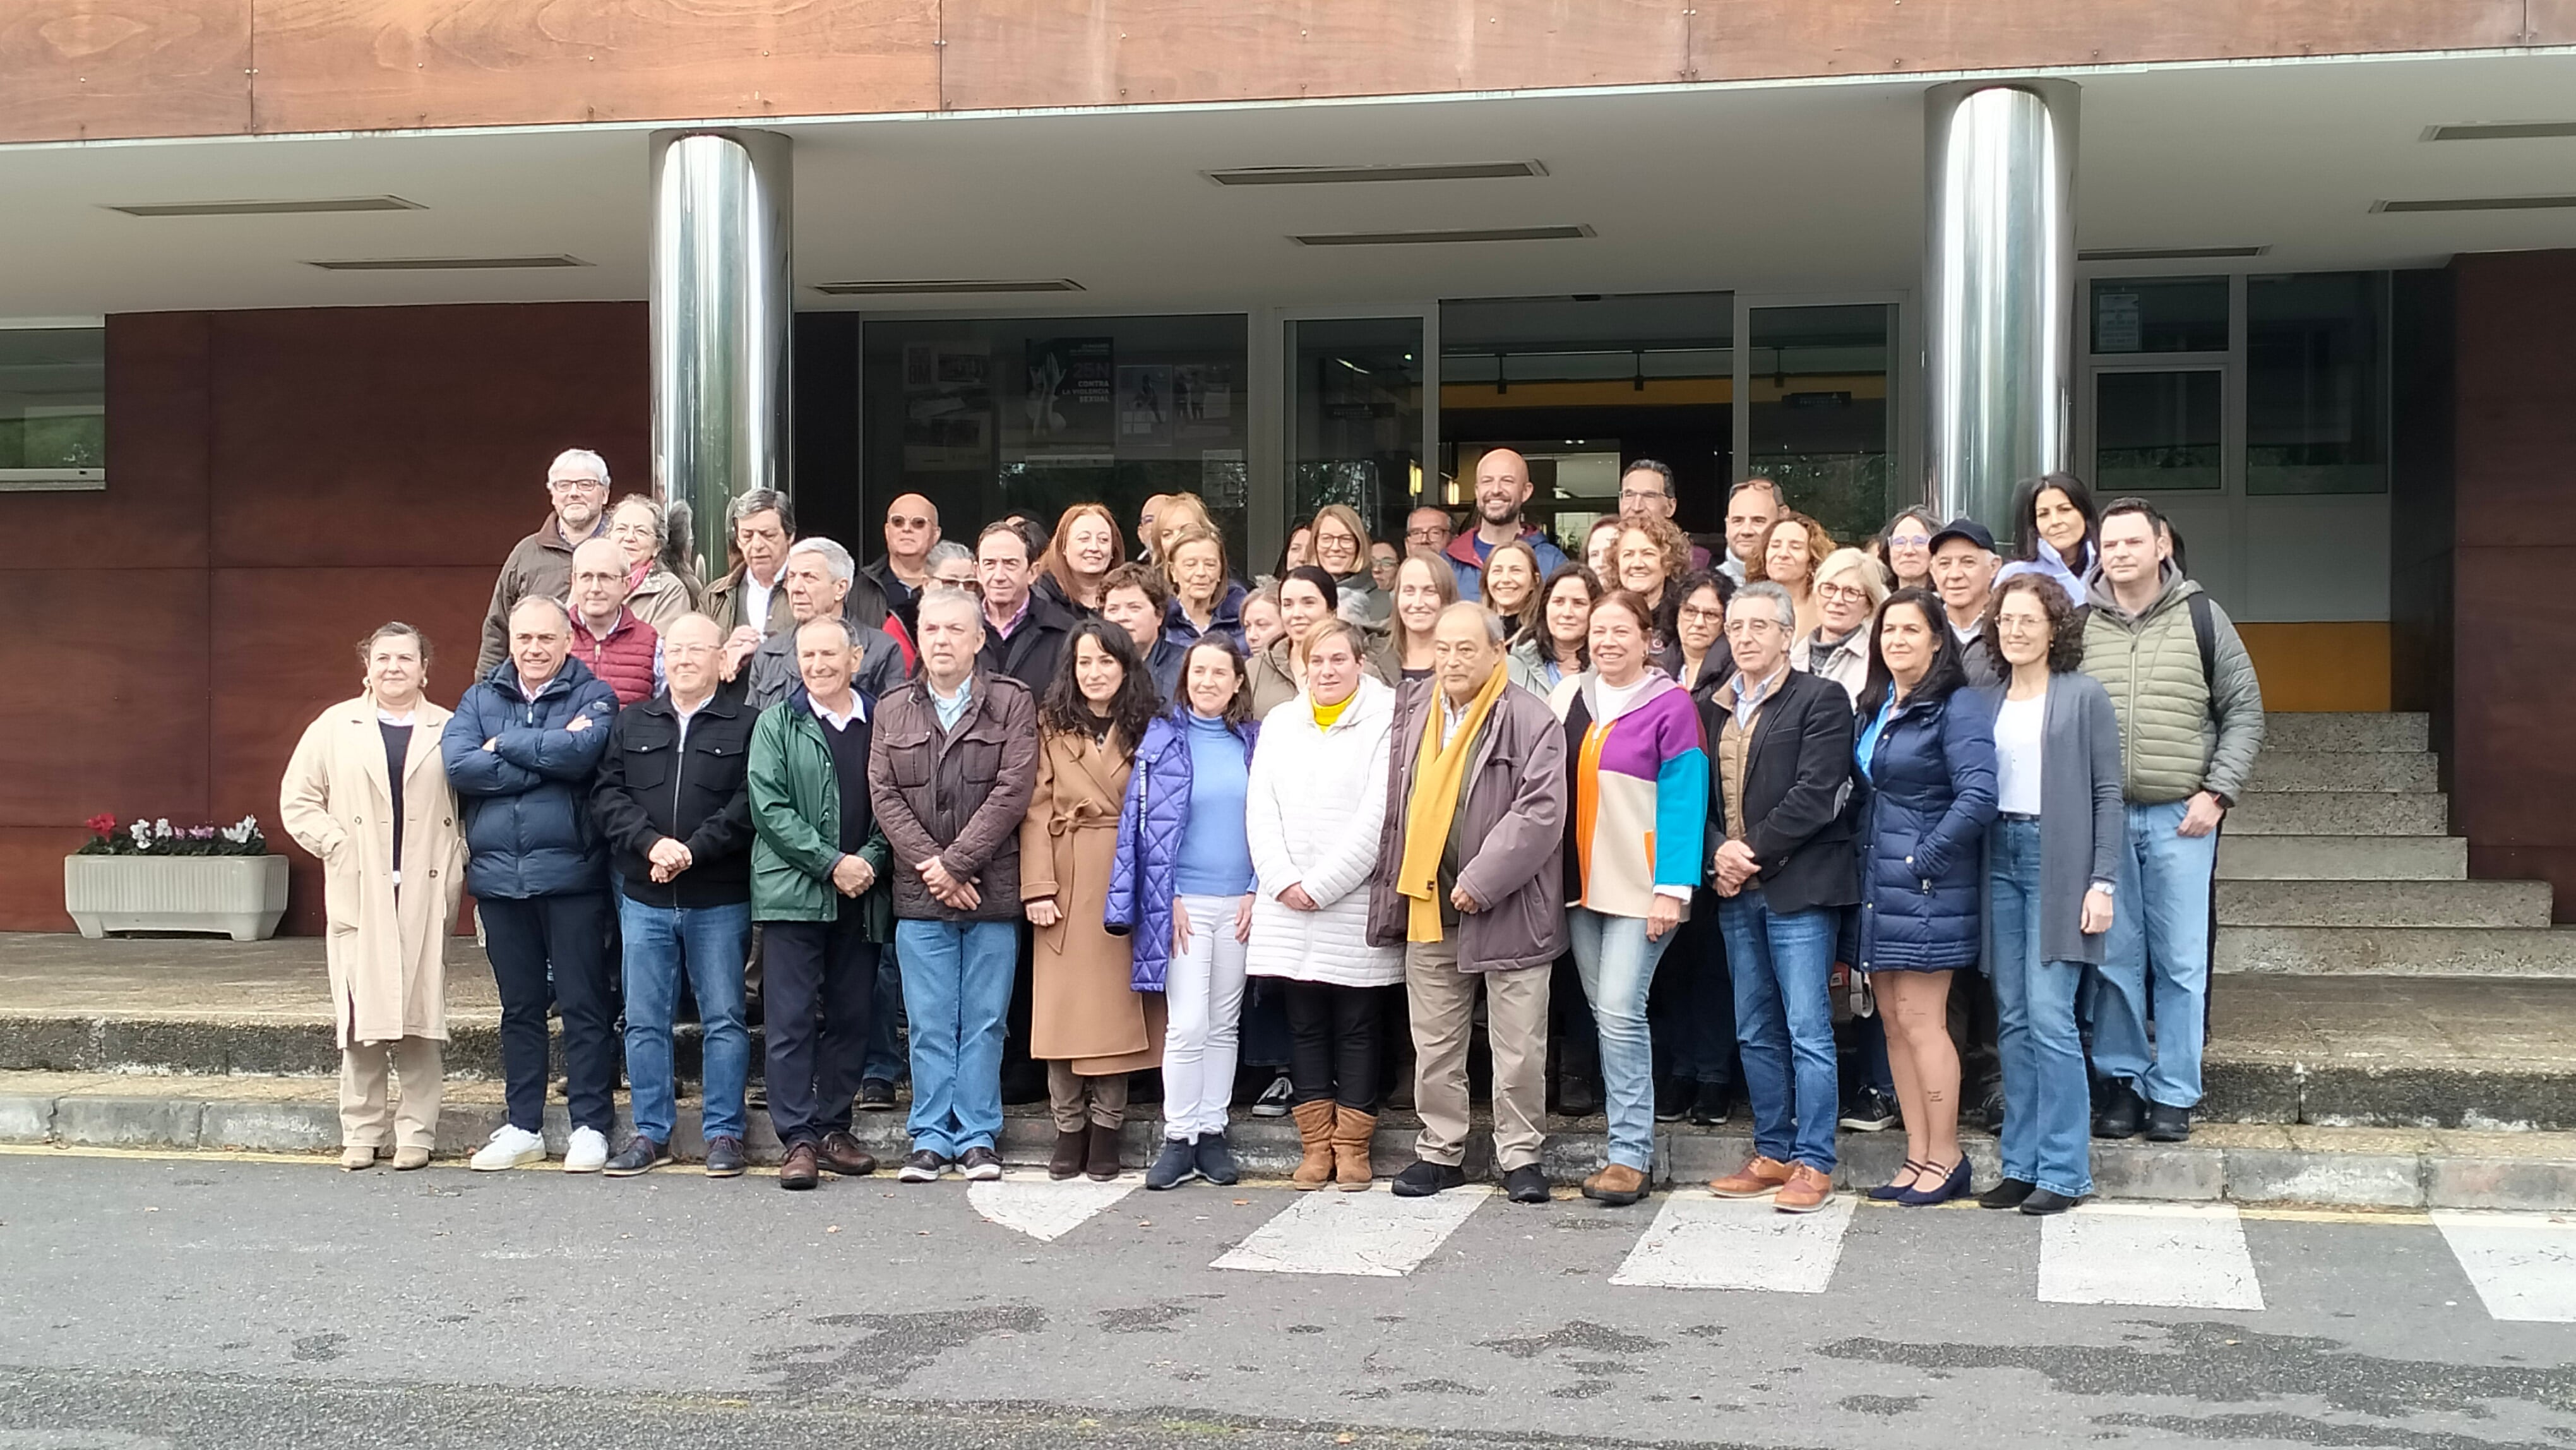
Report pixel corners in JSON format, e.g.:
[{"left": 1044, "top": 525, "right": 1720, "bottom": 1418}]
[
  {"left": 1159, "top": 524, "right": 1246, "bottom": 654},
  {"left": 1479, "top": 539, "right": 1544, "bottom": 639},
  {"left": 1037, "top": 501, "right": 1124, "bottom": 615},
  {"left": 1748, "top": 510, "right": 1835, "bottom": 640},
  {"left": 279, "top": 623, "right": 468, "bottom": 1171},
  {"left": 1613, "top": 517, "right": 1695, "bottom": 665},
  {"left": 1795, "top": 547, "right": 1888, "bottom": 704},
  {"left": 604, "top": 494, "right": 701, "bottom": 633},
  {"left": 1152, "top": 491, "right": 1217, "bottom": 567},
  {"left": 1389, "top": 549, "right": 1459, "bottom": 680},
  {"left": 1310, "top": 503, "right": 1388, "bottom": 626}
]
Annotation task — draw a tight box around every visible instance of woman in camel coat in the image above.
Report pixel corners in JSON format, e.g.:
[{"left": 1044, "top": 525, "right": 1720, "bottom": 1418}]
[
  {"left": 278, "top": 621, "right": 468, "bottom": 1171},
  {"left": 1022, "top": 621, "right": 1169, "bottom": 1182}
]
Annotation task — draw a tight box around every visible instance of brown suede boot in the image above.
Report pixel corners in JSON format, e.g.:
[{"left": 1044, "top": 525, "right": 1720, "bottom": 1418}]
[
  {"left": 1085, "top": 1122, "right": 1123, "bottom": 1182},
  {"left": 1047, "top": 1129, "right": 1086, "bottom": 1181},
  {"left": 1330, "top": 1106, "right": 1378, "bottom": 1191},
  {"left": 1291, "top": 1099, "right": 1337, "bottom": 1189}
]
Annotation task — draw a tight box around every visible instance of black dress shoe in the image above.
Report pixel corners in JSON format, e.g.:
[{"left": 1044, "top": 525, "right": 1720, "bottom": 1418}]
[
  {"left": 1689, "top": 1081, "right": 1731, "bottom": 1126},
  {"left": 818, "top": 1131, "right": 877, "bottom": 1177},
  {"left": 703, "top": 1135, "right": 747, "bottom": 1178},
  {"left": 857, "top": 1079, "right": 898, "bottom": 1111},
  {"left": 2019, "top": 1187, "right": 2081, "bottom": 1215},
  {"left": 2144, "top": 1103, "right": 2192, "bottom": 1143},
  {"left": 1503, "top": 1164, "right": 1551, "bottom": 1204},
  {"left": 2092, "top": 1080, "right": 2144, "bottom": 1140},
  {"left": 1976, "top": 1082, "right": 2008, "bottom": 1134},
  {"left": 602, "top": 1135, "right": 669, "bottom": 1178},
  {"left": 1653, "top": 1077, "right": 1689, "bottom": 1123},
  {"left": 778, "top": 1141, "right": 820, "bottom": 1191},
  {"left": 1391, "top": 1159, "right": 1468, "bottom": 1197},
  {"left": 1556, "top": 1075, "right": 1602, "bottom": 1118},
  {"left": 1977, "top": 1177, "right": 2036, "bottom": 1210}
]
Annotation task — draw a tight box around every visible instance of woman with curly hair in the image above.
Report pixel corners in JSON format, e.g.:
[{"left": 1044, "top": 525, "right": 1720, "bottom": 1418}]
[
  {"left": 1613, "top": 517, "right": 1695, "bottom": 664},
  {"left": 1748, "top": 510, "right": 1834, "bottom": 640},
  {"left": 1021, "top": 619, "right": 1166, "bottom": 1182}
]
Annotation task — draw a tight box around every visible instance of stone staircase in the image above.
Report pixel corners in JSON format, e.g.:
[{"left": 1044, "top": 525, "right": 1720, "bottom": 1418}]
[{"left": 2218, "top": 712, "right": 2576, "bottom": 977}]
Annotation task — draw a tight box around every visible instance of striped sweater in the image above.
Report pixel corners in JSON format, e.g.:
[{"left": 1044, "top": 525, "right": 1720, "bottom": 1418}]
[{"left": 1558, "top": 671, "right": 1709, "bottom": 919}]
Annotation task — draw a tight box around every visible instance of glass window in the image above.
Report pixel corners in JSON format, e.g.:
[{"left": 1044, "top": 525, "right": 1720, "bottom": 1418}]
[
  {"left": 0, "top": 327, "right": 105, "bottom": 483},
  {"left": 1287, "top": 317, "right": 1422, "bottom": 563},
  {"left": 1746, "top": 303, "right": 1891, "bottom": 548},
  {"left": 2246, "top": 272, "right": 2386, "bottom": 495},
  {"left": 861, "top": 315, "right": 1249, "bottom": 571},
  {"left": 2090, "top": 277, "right": 2228, "bottom": 355},
  {"left": 2094, "top": 369, "right": 2223, "bottom": 491}
]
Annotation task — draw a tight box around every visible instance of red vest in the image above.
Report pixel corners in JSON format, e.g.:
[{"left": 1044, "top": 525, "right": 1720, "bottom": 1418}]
[{"left": 575, "top": 608, "right": 659, "bottom": 705}]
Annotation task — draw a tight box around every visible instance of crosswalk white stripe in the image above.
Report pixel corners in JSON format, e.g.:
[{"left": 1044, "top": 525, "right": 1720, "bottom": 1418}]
[
  {"left": 967, "top": 1171, "right": 1142, "bottom": 1242},
  {"left": 1212, "top": 1187, "right": 1489, "bottom": 1277},
  {"left": 2433, "top": 1211, "right": 2576, "bottom": 1322},
  {"left": 1609, "top": 1190, "right": 1856, "bottom": 1292},
  {"left": 2038, "top": 1202, "right": 2265, "bottom": 1310}
]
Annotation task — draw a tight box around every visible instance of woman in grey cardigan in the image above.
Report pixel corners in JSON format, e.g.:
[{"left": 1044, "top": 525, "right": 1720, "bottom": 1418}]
[{"left": 1974, "top": 574, "right": 2124, "bottom": 1215}]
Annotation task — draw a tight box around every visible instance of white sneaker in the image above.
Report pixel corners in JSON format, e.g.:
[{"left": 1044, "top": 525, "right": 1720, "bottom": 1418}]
[
  {"left": 469, "top": 1125, "right": 546, "bottom": 1171},
  {"left": 563, "top": 1126, "right": 609, "bottom": 1173}
]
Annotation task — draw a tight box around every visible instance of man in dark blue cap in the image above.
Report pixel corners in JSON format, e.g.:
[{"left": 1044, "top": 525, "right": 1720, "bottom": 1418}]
[{"left": 1926, "top": 517, "right": 2001, "bottom": 686}]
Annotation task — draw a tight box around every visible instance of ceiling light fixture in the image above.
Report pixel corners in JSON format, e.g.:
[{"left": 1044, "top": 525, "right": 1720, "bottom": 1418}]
[
  {"left": 1208, "top": 161, "right": 1546, "bottom": 186},
  {"left": 1292, "top": 224, "right": 1592, "bottom": 247},
  {"left": 307, "top": 255, "right": 589, "bottom": 270},
  {"left": 109, "top": 196, "right": 424, "bottom": 218},
  {"left": 2374, "top": 194, "right": 2576, "bottom": 213},
  {"left": 2423, "top": 121, "right": 2576, "bottom": 141},
  {"left": 811, "top": 279, "right": 1085, "bottom": 296},
  {"left": 2078, "top": 245, "right": 2269, "bottom": 261}
]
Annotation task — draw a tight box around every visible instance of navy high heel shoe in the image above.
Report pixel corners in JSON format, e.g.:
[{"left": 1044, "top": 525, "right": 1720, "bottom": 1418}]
[
  {"left": 1896, "top": 1155, "right": 1971, "bottom": 1207},
  {"left": 1868, "top": 1159, "right": 1931, "bottom": 1202}
]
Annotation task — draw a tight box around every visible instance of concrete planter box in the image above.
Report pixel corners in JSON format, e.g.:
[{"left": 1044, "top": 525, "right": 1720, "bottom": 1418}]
[{"left": 63, "top": 855, "right": 289, "bottom": 941}]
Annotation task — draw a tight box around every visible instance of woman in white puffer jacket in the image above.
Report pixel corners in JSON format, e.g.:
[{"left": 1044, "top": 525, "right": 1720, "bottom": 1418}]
[{"left": 1246, "top": 618, "right": 1399, "bottom": 1189}]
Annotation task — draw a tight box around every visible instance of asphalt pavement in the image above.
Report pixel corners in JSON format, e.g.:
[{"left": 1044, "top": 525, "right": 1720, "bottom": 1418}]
[{"left": 3, "top": 1147, "right": 2573, "bottom": 1449}]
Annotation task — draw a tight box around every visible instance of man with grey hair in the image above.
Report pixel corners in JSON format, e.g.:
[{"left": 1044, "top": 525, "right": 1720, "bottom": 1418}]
[
  {"left": 745, "top": 537, "right": 904, "bottom": 710},
  {"left": 477, "top": 447, "right": 612, "bottom": 676},
  {"left": 1363, "top": 601, "right": 1568, "bottom": 1206},
  {"left": 1698, "top": 578, "right": 1858, "bottom": 1213}
]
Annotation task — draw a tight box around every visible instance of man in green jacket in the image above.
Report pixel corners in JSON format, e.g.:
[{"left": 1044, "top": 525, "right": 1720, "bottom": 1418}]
[
  {"left": 2081, "top": 498, "right": 2266, "bottom": 1146},
  {"left": 748, "top": 615, "right": 895, "bottom": 1191}
]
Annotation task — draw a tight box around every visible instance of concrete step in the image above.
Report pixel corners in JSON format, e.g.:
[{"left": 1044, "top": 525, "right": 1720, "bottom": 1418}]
[
  {"left": 2217, "top": 834, "right": 2466, "bottom": 881},
  {"left": 2219, "top": 879, "right": 2555, "bottom": 929},
  {"left": 2263, "top": 712, "right": 2429, "bottom": 753},
  {"left": 2247, "top": 750, "right": 2440, "bottom": 792},
  {"left": 2226, "top": 791, "right": 2450, "bottom": 837},
  {"left": 2218, "top": 925, "right": 2576, "bottom": 978}
]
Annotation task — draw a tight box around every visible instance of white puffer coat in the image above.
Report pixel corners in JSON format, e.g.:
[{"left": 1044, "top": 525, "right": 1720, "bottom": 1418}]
[{"left": 1245, "top": 676, "right": 1401, "bottom": 988}]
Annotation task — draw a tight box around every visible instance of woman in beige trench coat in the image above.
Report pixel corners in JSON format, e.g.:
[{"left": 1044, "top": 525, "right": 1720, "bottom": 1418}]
[
  {"left": 278, "top": 622, "right": 468, "bottom": 1171},
  {"left": 1023, "top": 621, "right": 1167, "bottom": 1183}
]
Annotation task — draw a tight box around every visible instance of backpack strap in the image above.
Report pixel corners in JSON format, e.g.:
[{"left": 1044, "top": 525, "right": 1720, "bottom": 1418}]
[{"left": 2188, "top": 591, "right": 2217, "bottom": 697}]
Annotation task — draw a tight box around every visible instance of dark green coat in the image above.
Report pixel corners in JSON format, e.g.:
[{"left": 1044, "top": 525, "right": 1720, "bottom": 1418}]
[{"left": 748, "top": 691, "right": 893, "bottom": 937}]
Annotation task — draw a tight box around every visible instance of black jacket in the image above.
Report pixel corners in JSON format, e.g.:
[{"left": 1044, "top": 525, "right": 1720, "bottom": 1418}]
[
  {"left": 591, "top": 688, "right": 757, "bottom": 909},
  {"left": 977, "top": 589, "right": 1074, "bottom": 696},
  {"left": 1696, "top": 666, "right": 1859, "bottom": 916},
  {"left": 858, "top": 556, "right": 912, "bottom": 634}
]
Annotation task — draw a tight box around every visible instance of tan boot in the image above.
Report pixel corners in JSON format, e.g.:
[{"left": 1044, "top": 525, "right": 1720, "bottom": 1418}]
[
  {"left": 1291, "top": 1099, "right": 1337, "bottom": 1189},
  {"left": 1330, "top": 1106, "right": 1377, "bottom": 1191}
]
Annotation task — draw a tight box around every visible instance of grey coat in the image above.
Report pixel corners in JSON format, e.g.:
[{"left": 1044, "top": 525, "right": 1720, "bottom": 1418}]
[
  {"left": 746, "top": 613, "right": 906, "bottom": 710},
  {"left": 1976, "top": 673, "right": 2126, "bottom": 967}
]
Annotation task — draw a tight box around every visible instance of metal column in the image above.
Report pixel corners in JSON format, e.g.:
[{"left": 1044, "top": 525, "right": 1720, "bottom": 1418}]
[
  {"left": 1923, "top": 80, "right": 2077, "bottom": 531},
  {"left": 648, "top": 129, "right": 793, "bottom": 577}
]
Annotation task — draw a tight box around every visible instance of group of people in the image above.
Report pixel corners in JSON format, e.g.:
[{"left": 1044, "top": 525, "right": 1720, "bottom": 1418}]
[{"left": 278, "top": 442, "right": 2263, "bottom": 1214}]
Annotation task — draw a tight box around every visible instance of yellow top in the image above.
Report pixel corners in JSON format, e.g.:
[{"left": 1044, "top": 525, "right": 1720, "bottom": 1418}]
[{"left": 1312, "top": 692, "right": 1354, "bottom": 729}]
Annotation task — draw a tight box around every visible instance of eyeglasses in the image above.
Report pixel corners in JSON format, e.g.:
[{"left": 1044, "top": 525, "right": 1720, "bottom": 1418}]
[
  {"left": 1725, "top": 618, "right": 1786, "bottom": 637},
  {"left": 886, "top": 515, "right": 933, "bottom": 529},
  {"left": 547, "top": 477, "right": 606, "bottom": 493},
  {"left": 1405, "top": 526, "right": 1446, "bottom": 544},
  {"left": 1817, "top": 582, "right": 1872, "bottom": 604},
  {"left": 1676, "top": 604, "right": 1727, "bottom": 626},
  {"left": 1618, "top": 488, "right": 1667, "bottom": 504}
]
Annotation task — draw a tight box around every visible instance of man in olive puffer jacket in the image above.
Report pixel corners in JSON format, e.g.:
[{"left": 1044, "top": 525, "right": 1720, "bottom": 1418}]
[{"left": 2080, "top": 498, "right": 2265, "bottom": 1146}]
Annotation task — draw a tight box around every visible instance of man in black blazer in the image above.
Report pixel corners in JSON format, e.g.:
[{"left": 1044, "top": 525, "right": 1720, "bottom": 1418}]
[{"left": 1696, "top": 581, "right": 1858, "bottom": 1214}]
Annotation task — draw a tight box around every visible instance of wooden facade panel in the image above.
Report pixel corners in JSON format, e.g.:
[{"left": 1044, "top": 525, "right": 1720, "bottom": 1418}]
[
  {"left": 939, "top": 0, "right": 1690, "bottom": 111},
  {"left": 206, "top": 302, "right": 649, "bottom": 570},
  {"left": 0, "top": 568, "right": 212, "bottom": 828},
  {"left": 0, "top": 0, "right": 250, "bottom": 142},
  {"left": 0, "top": 829, "right": 88, "bottom": 932},
  {"left": 246, "top": 0, "right": 939, "bottom": 133},
  {"left": 2452, "top": 251, "right": 2576, "bottom": 550}
]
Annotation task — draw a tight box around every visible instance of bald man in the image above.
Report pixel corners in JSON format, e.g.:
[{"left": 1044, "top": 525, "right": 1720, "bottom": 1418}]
[
  {"left": 1443, "top": 447, "right": 1568, "bottom": 603},
  {"left": 568, "top": 536, "right": 662, "bottom": 707},
  {"left": 861, "top": 493, "right": 940, "bottom": 630}
]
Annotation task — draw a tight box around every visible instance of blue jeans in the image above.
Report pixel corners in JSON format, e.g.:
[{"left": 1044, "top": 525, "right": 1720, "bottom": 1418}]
[
  {"left": 1717, "top": 892, "right": 1840, "bottom": 1173},
  {"left": 616, "top": 896, "right": 751, "bottom": 1145},
  {"left": 863, "top": 940, "right": 907, "bottom": 1085},
  {"left": 1987, "top": 818, "right": 2094, "bottom": 1197},
  {"left": 2089, "top": 799, "right": 2219, "bottom": 1108},
  {"left": 895, "top": 919, "right": 1018, "bottom": 1159},
  {"left": 1570, "top": 906, "right": 1675, "bottom": 1171}
]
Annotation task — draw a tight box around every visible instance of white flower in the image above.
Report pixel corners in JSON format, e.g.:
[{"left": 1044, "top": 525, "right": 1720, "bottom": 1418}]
[
  {"left": 152, "top": 818, "right": 172, "bottom": 837},
  {"left": 128, "top": 822, "right": 152, "bottom": 849}
]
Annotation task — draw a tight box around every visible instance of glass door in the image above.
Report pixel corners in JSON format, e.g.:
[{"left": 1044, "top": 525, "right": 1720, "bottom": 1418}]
[
  {"left": 1282, "top": 316, "right": 1426, "bottom": 568},
  {"left": 1740, "top": 301, "right": 1896, "bottom": 548}
]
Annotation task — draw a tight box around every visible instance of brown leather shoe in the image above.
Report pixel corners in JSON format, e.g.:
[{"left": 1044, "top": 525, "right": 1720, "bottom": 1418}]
[
  {"left": 818, "top": 1131, "right": 876, "bottom": 1177},
  {"left": 1047, "top": 1129, "right": 1087, "bottom": 1180},
  {"left": 1290, "top": 1099, "right": 1337, "bottom": 1189},
  {"left": 1707, "top": 1154, "right": 1795, "bottom": 1199},
  {"left": 1330, "top": 1106, "right": 1377, "bottom": 1191},
  {"left": 1774, "top": 1163, "right": 1837, "bottom": 1214},
  {"left": 1085, "top": 1122, "right": 1123, "bottom": 1182},
  {"left": 1581, "top": 1162, "right": 1650, "bottom": 1206},
  {"left": 778, "top": 1141, "right": 820, "bottom": 1191}
]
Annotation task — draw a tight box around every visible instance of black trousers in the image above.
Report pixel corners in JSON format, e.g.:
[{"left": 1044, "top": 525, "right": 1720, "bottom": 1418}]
[
  {"left": 482, "top": 892, "right": 614, "bottom": 1135},
  {"left": 1650, "top": 895, "right": 1739, "bottom": 1089},
  {"left": 763, "top": 911, "right": 879, "bottom": 1147},
  {"left": 1283, "top": 980, "right": 1385, "bottom": 1110}
]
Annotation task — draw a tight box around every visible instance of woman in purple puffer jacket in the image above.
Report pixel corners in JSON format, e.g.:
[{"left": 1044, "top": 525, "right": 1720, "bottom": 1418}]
[{"left": 1107, "top": 637, "right": 1261, "bottom": 1191}]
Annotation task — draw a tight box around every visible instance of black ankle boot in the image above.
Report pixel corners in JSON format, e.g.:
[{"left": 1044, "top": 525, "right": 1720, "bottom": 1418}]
[{"left": 2092, "top": 1080, "right": 2144, "bottom": 1140}]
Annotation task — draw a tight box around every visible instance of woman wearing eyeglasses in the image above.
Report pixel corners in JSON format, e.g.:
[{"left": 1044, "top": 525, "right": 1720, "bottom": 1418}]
[
  {"left": 1311, "top": 504, "right": 1389, "bottom": 628},
  {"left": 1880, "top": 507, "right": 1941, "bottom": 594},
  {"left": 1668, "top": 570, "right": 1736, "bottom": 694},
  {"left": 1795, "top": 548, "right": 1889, "bottom": 705}
]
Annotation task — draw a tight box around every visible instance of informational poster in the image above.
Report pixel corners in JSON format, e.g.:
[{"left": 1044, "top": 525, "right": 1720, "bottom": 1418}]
[
  {"left": 902, "top": 342, "right": 993, "bottom": 472},
  {"left": 1118, "top": 364, "right": 1173, "bottom": 441},
  {"left": 2096, "top": 292, "right": 2142, "bottom": 354},
  {"left": 1173, "top": 362, "right": 1232, "bottom": 422},
  {"left": 1024, "top": 337, "right": 1114, "bottom": 446}
]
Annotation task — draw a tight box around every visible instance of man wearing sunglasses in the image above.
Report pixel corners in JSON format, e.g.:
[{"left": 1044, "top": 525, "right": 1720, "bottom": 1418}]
[
  {"left": 862, "top": 493, "right": 942, "bottom": 638},
  {"left": 475, "top": 448, "right": 612, "bottom": 677}
]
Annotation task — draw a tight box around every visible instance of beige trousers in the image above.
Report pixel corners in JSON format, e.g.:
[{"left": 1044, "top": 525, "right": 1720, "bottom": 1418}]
[
  {"left": 1047, "top": 1060, "right": 1131, "bottom": 1133},
  {"left": 1405, "top": 934, "right": 1551, "bottom": 1171},
  {"left": 339, "top": 1036, "right": 444, "bottom": 1151}
]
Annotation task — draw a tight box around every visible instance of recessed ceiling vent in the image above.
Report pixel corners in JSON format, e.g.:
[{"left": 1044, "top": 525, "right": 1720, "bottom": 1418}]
[
  {"left": 107, "top": 196, "right": 424, "bottom": 217},
  {"left": 307, "top": 255, "right": 589, "bottom": 270},
  {"left": 811, "top": 279, "right": 1086, "bottom": 295},
  {"left": 1208, "top": 161, "right": 1546, "bottom": 186},
  {"left": 1292, "top": 224, "right": 1592, "bottom": 247}
]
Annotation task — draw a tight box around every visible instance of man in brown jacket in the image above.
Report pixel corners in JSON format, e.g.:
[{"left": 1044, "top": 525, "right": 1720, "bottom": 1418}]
[
  {"left": 1366, "top": 602, "right": 1568, "bottom": 1206},
  {"left": 867, "top": 585, "right": 1040, "bottom": 1185},
  {"left": 475, "top": 448, "right": 612, "bottom": 677}
]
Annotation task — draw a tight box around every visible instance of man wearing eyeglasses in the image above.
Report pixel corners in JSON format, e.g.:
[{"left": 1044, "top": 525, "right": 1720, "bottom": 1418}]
[
  {"left": 1618, "top": 459, "right": 1719, "bottom": 575},
  {"left": 1405, "top": 505, "right": 1455, "bottom": 555},
  {"left": 861, "top": 493, "right": 941, "bottom": 633},
  {"left": 476, "top": 448, "right": 613, "bottom": 677}
]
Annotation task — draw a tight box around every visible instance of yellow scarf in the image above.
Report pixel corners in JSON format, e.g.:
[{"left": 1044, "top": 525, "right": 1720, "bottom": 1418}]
[
  {"left": 1312, "top": 692, "right": 1355, "bottom": 730},
  {"left": 1398, "top": 664, "right": 1510, "bottom": 942}
]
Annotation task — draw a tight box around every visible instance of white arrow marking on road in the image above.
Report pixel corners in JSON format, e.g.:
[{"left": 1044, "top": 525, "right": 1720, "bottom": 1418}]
[
  {"left": 2039, "top": 1201, "right": 2265, "bottom": 1310},
  {"left": 2433, "top": 1211, "right": 2576, "bottom": 1322},
  {"left": 966, "top": 1171, "right": 1142, "bottom": 1242},
  {"left": 1610, "top": 1190, "right": 1856, "bottom": 1292},
  {"left": 1212, "top": 1187, "right": 1489, "bottom": 1276}
]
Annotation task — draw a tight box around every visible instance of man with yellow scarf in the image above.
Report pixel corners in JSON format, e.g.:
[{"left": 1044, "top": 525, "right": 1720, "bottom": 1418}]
[{"left": 1366, "top": 602, "right": 1570, "bottom": 1204}]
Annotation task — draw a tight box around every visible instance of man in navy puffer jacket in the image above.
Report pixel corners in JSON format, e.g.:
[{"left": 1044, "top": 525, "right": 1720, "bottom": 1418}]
[{"left": 443, "top": 596, "right": 621, "bottom": 1173}]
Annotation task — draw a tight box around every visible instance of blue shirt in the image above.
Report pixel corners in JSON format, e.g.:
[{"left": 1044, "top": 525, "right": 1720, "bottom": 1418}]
[
  {"left": 1172, "top": 711, "right": 1255, "bottom": 897},
  {"left": 1856, "top": 693, "right": 1899, "bottom": 782},
  {"left": 929, "top": 675, "right": 973, "bottom": 733}
]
